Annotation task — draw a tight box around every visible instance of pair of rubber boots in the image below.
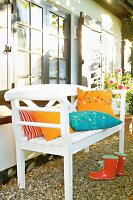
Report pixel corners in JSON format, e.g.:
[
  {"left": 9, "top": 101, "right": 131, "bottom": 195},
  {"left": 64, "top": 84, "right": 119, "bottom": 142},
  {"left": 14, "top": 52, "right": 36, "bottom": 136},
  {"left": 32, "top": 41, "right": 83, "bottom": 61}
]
[{"left": 88, "top": 152, "right": 126, "bottom": 180}]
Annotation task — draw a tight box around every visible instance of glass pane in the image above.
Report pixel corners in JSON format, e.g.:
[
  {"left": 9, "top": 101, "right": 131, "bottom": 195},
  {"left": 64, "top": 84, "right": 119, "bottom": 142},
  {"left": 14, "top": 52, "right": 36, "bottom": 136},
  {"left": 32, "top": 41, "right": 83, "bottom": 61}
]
[
  {"left": 31, "top": 54, "right": 42, "bottom": 77},
  {"left": 59, "top": 59, "right": 66, "bottom": 79},
  {"left": 49, "top": 79, "right": 58, "bottom": 84},
  {"left": 31, "top": 78, "right": 42, "bottom": 85},
  {"left": 0, "top": 3, "right": 7, "bottom": 27},
  {"left": 59, "top": 79, "right": 66, "bottom": 84},
  {"left": 31, "top": 30, "right": 42, "bottom": 53},
  {"left": 49, "top": 13, "right": 58, "bottom": 35},
  {"left": 16, "top": 52, "right": 30, "bottom": 76},
  {"left": 49, "top": 35, "right": 58, "bottom": 57},
  {"left": 90, "top": 31, "right": 102, "bottom": 69},
  {"left": 59, "top": 17, "right": 65, "bottom": 37},
  {"left": 17, "top": 0, "right": 29, "bottom": 25},
  {"left": 0, "top": 28, "right": 7, "bottom": 90},
  {"left": 0, "top": 58, "right": 7, "bottom": 90},
  {"left": 0, "top": 28, "right": 7, "bottom": 51},
  {"left": 31, "top": 4, "right": 42, "bottom": 29},
  {"left": 59, "top": 39, "right": 65, "bottom": 58},
  {"left": 49, "top": 57, "right": 58, "bottom": 77},
  {"left": 17, "top": 78, "right": 30, "bottom": 87},
  {"left": 17, "top": 26, "right": 29, "bottom": 50}
]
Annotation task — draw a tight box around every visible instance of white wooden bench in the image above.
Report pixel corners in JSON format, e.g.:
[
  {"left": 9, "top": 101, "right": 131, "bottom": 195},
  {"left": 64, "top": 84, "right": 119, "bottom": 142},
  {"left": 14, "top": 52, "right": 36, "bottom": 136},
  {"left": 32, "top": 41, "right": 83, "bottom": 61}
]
[{"left": 4, "top": 84, "right": 126, "bottom": 200}]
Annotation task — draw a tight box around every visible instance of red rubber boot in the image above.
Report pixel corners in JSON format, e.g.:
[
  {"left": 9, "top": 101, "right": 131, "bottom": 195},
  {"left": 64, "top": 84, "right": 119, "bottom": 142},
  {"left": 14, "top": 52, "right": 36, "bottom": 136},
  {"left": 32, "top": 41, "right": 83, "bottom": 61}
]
[
  {"left": 88, "top": 155, "right": 118, "bottom": 180},
  {"left": 114, "top": 152, "right": 126, "bottom": 176}
]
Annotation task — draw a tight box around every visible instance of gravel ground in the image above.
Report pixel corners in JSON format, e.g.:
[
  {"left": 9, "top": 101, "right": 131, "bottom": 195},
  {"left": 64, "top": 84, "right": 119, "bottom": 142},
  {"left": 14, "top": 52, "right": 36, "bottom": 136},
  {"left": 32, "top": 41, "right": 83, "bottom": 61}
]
[{"left": 0, "top": 132, "right": 133, "bottom": 200}]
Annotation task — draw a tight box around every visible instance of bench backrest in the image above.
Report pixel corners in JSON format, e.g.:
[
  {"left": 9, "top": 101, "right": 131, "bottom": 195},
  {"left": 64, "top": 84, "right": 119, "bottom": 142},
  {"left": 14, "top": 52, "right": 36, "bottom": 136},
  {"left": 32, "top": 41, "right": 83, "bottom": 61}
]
[{"left": 4, "top": 84, "right": 126, "bottom": 141}]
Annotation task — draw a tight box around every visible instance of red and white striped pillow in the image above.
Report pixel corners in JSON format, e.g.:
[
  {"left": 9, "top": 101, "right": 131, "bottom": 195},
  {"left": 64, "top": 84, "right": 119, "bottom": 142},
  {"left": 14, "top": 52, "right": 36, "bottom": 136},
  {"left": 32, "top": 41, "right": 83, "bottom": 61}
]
[{"left": 19, "top": 110, "right": 42, "bottom": 140}]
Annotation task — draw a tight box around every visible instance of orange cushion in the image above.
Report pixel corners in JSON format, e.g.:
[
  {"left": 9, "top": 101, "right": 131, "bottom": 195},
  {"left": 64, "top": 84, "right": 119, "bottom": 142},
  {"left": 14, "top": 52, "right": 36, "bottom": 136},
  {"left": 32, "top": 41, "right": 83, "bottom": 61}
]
[
  {"left": 34, "top": 112, "right": 73, "bottom": 141},
  {"left": 77, "top": 88, "right": 115, "bottom": 116}
]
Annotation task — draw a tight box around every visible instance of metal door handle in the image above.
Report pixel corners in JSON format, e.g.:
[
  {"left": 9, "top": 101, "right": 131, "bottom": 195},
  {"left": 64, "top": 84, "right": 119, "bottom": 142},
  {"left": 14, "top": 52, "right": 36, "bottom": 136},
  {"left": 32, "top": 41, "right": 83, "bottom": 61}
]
[
  {"left": 60, "top": 76, "right": 65, "bottom": 80},
  {"left": 3, "top": 45, "right": 12, "bottom": 54}
]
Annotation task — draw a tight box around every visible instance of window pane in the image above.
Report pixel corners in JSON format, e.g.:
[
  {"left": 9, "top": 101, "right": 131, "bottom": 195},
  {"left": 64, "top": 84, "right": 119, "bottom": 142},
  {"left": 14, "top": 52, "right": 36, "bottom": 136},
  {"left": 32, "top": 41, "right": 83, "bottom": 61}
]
[
  {"left": 59, "top": 39, "right": 65, "bottom": 58},
  {"left": 31, "top": 54, "right": 42, "bottom": 77},
  {"left": 49, "top": 13, "right": 58, "bottom": 35},
  {"left": 49, "top": 35, "right": 58, "bottom": 57},
  {"left": 49, "top": 79, "right": 58, "bottom": 84},
  {"left": 49, "top": 57, "right": 58, "bottom": 77},
  {"left": 17, "top": 0, "right": 29, "bottom": 25},
  {"left": 17, "top": 78, "right": 30, "bottom": 87},
  {"left": 16, "top": 52, "right": 30, "bottom": 76},
  {"left": 31, "top": 4, "right": 42, "bottom": 29},
  {"left": 0, "top": 3, "right": 7, "bottom": 27},
  {"left": 0, "top": 30, "right": 7, "bottom": 90},
  {"left": 59, "top": 79, "right": 66, "bottom": 84},
  {"left": 90, "top": 31, "right": 101, "bottom": 69},
  {"left": 59, "top": 17, "right": 65, "bottom": 37},
  {"left": 59, "top": 59, "right": 66, "bottom": 79},
  {"left": 17, "top": 26, "right": 29, "bottom": 50},
  {"left": 31, "top": 30, "right": 42, "bottom": 53},
  {"left": 31, "top": 78, "right": 42, "bottom": 85}
]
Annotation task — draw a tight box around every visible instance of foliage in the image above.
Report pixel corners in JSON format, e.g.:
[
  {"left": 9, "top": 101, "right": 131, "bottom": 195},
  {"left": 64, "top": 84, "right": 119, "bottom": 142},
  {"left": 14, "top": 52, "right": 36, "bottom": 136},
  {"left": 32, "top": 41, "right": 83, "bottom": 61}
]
[
  {"left": 128, "top": 92, "right": 133, "bottom": 114},
  {"left": 104, "top": 68, "right": 133, "bottom": 114},
  {"left": 122, "top": 15, "right": 133, "bottom": 41}
]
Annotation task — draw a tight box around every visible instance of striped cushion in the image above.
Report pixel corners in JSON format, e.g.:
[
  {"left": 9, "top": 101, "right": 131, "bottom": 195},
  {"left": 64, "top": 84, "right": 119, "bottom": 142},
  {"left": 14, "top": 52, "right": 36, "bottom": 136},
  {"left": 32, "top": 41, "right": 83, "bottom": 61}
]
[{"left": 19, "top": 110, "right": 42, "bottom": 140}]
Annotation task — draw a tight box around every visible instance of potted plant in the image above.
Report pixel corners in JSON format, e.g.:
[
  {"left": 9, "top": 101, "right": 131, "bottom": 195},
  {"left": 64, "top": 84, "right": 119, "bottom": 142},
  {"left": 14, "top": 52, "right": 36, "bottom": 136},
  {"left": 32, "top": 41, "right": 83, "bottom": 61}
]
[
  {"left": 104, "top": 68, "right": 133, "bottom": 133},
  {"left": 104, "top": 68, "right": 133, "bottom": 112}
]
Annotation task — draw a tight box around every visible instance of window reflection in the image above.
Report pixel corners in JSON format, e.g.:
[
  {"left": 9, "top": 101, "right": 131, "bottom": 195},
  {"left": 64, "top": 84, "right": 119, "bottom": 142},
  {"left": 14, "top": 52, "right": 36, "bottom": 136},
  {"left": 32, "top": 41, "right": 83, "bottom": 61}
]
[
  {"left": 15, "top": 2, "right": 70, "bottom": 86},
  {"left": 59, "top": 17, "right": 65, "bottom": 37},
  {"left": 0, "top": 4, "right": 7, "bottom": 27},
  {"left": 17, "top": 0, "right": 29, "bottom": 25},
  {"left": 16, "top": 52, "right": 30, "bottom": 76},
  {"left": 16, "top": 1, "right": 44, "bottom": 87},
  {"left": 49, "top": 79, "right": 58, "bottom": 84},
  {"left": 31, "top": 4, "right": 42, "bottom": 29},
  {"left": 59, "top": 79, "right": 66, "bottom": 84},
  {"left": 59, "top": 59, "right": 66, "bottom": 79},
  {"left": 31, "top": 30, "right": 42, "bottom": 53},
  {"left": 81, "top": 25, "right": 102, "bottom": 89},
  {"left": 31, "top": 79, "right": 42, "bottom": 85},
  {"left": 48, "top": 11, "right": 69, "bottom": 84},
  {"left": 0, "top": 56, "right": 7, "bottom": 90},
  {"left": 102, "top": 31, "right": 118, "bottom": 74},
  {"left": 59, "top": 39, "right": 64, "bottom": 58},
  {"left": 49, "top": 13, "right": 58, "bottom": 35},
  {"left": 0, "top": 27, "right": 7, "bottom": 90},
  {"left": 17, "top": 78, "right": 30, "bottom": 87},
  {"left": 49, "top": 35, "right": 58, "bottom": 57},
  {"left": 17, "top": 25, "right": 29, "bottom": 50},
  {"left": 31, "top": 54, "right": 42, "bottom": 77},
  {"left": 49, "top": 57, "right": 58, "bottom": 77}
]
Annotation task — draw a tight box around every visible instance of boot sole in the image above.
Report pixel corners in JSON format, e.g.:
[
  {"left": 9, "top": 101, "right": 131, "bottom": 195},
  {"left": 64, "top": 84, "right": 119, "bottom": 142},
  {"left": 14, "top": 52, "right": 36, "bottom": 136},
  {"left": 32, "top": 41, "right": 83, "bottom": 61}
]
[
  {"left": 88, "top": 176, "right": 116, "bottom": 180},
  {"left": 116, "top": 173, "right": 124, "bottom": 176}
]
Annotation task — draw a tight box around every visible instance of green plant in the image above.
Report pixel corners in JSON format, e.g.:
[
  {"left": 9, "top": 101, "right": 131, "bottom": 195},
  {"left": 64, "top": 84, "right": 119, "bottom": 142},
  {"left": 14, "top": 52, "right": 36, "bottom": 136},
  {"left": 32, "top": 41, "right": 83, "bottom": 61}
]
[
  {"left": 127, "top": 92, "right": 133, "bottom": 114},
  {"left": 104, "top": 68, "right": 133, "bottom": 114}
]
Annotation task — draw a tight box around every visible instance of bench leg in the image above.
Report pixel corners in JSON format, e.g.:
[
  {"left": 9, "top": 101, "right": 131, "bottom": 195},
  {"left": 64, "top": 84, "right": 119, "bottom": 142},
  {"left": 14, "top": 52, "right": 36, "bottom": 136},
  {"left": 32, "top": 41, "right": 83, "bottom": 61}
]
[
  {"left": 119, "top": 126, "right": 124, "bottom": 153},
  {"left": 16, "top": 148, "right": 25, "bottom": 188},
  {"left": 64, "top": 152, "right": 73, "bottom": 200}
]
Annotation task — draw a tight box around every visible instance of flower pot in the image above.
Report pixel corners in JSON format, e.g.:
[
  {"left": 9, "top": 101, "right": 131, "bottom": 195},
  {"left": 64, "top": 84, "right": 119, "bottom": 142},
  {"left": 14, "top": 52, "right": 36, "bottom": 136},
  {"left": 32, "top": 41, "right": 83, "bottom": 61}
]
[{"left": 125, "top": 114, "right": 133, "bottom": 134}]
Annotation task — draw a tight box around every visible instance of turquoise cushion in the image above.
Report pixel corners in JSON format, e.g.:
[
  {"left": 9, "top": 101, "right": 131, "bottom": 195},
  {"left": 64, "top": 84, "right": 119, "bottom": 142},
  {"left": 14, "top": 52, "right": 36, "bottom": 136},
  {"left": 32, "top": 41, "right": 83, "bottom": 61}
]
[{"left": 69, "top": 111, "right": 122, "bottom": 131}]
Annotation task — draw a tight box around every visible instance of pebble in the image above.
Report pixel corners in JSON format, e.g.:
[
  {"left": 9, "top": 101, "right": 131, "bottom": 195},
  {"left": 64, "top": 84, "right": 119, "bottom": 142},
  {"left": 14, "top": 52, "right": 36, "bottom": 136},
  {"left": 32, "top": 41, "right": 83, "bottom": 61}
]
[{"left": 0, "top": 133, "right": 133, "bottom": 200}]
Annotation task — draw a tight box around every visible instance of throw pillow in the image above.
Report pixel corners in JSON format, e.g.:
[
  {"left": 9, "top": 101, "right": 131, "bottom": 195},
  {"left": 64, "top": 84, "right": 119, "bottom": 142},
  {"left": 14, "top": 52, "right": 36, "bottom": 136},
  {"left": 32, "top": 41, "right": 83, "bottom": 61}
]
[
  {"left": 69, "top": 110, "right": 122, "bottom": 131},
  {"left": 77, "top": 88, "right": 115, "bottom": 116},
  {"left": 34, "top": 111, "right": 73, "bottom": 141},
  {"left": 19, "top": 110, "right": 43, "bottom": 140}
]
